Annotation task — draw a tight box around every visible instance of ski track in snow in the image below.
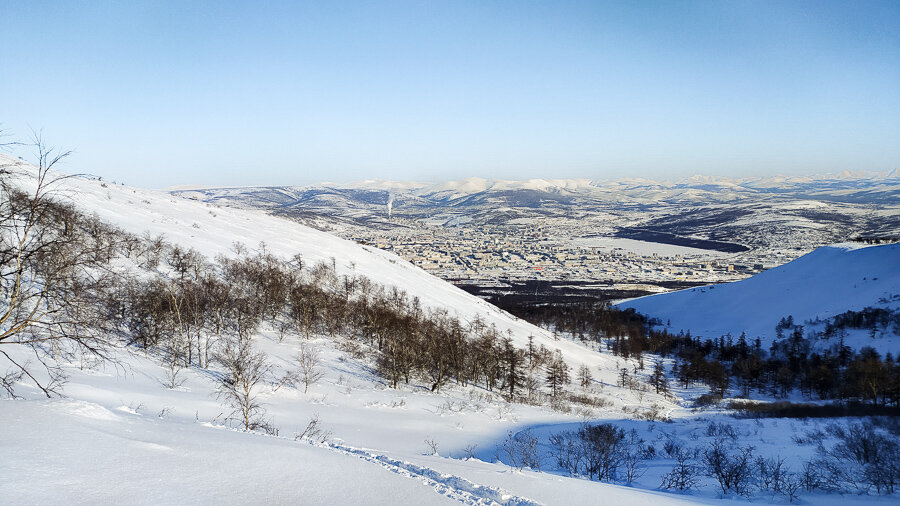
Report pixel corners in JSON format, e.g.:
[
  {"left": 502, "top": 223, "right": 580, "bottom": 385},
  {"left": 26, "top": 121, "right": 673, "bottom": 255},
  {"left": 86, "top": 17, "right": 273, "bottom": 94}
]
[{"left": 323, "top": 442, "right": 541, "bottom": 506}]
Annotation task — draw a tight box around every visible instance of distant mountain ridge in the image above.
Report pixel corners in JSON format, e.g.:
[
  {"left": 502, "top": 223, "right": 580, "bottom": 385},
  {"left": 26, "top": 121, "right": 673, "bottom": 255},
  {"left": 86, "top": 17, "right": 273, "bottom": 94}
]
[
  {"left": 172, "top": 171, "right": 900, "bottom": 208},
  {"left": 170, "top": 169, "right": 900, "bottom": 195}
]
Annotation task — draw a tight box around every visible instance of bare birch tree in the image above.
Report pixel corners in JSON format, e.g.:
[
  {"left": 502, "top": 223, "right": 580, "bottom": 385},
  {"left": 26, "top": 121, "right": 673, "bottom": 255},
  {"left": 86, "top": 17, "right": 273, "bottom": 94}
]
[
  {"left": 215, "top": 336, "right": 273, "bottom": 432},
  {"left": 1, "top": 133, "right": 113, "bottom": 397}
]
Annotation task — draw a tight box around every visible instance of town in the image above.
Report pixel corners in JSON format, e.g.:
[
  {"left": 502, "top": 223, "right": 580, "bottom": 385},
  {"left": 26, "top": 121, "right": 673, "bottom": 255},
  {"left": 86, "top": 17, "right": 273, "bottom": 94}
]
[{"left": 340, "top": 215, "right": 805, "bottom": 290}]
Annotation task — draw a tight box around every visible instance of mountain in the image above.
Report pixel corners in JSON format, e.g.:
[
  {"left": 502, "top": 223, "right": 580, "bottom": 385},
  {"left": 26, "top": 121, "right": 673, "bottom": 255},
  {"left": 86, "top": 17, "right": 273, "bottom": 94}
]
[
  {"left": 174, "top": 172, "right": 900, "bottom": 207},
  {"left": 617, "top": 242, "right": 900, "bottom": 353}
]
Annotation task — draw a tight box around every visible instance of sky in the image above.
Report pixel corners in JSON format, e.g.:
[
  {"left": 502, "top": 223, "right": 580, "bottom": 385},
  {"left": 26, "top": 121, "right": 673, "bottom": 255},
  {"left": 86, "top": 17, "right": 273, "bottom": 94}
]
[{"left": 1, "top": 1, "right": 898, "bottom": 188}]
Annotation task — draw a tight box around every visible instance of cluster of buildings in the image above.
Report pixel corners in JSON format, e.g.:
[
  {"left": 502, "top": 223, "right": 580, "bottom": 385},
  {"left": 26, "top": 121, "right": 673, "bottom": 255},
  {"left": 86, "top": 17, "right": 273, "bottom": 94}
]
[{"left": 344, "top": 218, "right": 800, "bottom": 286}]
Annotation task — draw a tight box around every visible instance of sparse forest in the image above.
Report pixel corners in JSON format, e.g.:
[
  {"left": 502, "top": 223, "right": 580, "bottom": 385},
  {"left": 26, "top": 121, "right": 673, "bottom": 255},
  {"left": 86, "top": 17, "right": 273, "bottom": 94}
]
[{"left": 506, "top": 300, "right": 900, "bottom": 408}]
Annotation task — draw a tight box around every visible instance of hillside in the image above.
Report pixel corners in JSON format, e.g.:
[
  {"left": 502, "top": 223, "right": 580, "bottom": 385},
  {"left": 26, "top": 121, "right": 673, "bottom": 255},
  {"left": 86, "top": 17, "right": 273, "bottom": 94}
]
[
  {"left": 617, "top": 242, "right": 900, "bottom": 352},
  {"left": 0, "top": 154, "right": 683, "bottom": 504},
  {"left": 2, "top": 154, "right": 898, "bottom": 504},
  {"left": 0, "top": 153, "right": 615, "bottom": 372}
]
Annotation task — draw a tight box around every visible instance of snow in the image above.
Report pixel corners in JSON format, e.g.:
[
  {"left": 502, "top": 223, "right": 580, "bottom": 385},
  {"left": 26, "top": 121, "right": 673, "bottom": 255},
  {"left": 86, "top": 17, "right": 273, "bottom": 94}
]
[
  {"left": 1, "top": 398, "right": 462, "bottom": 506},
  {"left": 2, "top": 154, "right": 898, "bottom": 504},
  {"left": 0, "top": 155, "right": 590, "bottom": 366},
  {"left": 0, "top": 329, "right": 683, "bottom": 505},
  {"left": 617, "top": 242, "right": 900, "bottom": 349},
  {"left": 1, "top": 340, "right": 890, "bottom": 505},
  {"left": 422, "top": 178, "right": 595, "bottom": 197}
]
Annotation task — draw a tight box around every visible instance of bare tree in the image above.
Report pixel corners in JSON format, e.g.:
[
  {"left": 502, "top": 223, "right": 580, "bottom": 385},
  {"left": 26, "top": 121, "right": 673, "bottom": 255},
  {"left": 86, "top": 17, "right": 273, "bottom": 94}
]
[
  {"left": 161, "top": 353, "right": 187, "bottom": 389},
  {"left": 549, "top": 430, "right": 584, "bottom": 476},
  {"left": 811, "top": 421, "right": 900, "bottom": 495},
  {"left": 1, "top": 133, "right": 113, "bottom": 397},
  {"left": 621, "top": 428, "right": 647, "bottom": 484},
  {"left": 498, "top": 429, "right": 541, "bottom": 471},
  {"left": 703, "top": 438, "right": 755, "bottom": 496},
  {"left": 577, "top": 363, "right": 593, "bottom": 391},
  {"left": 578, "top": 423, "right": 625, "bottom": 482},
  {"left": 294, "top": 413, "right": 331, "bottom": 443},
  {"left": 424, "top": 438, "right": 439, "bottom": 455},
  {"left": 660, "top": 445, "right": 700, "bottom": 491},
  {"left": 756, "top": 455, "right": 788, "bottom": 493},
  {"left": 296, "top": 343, "right": 324, "bottom": 394},
  {"left": 215, "top": 337, "right": 273, "bottom": 432}
]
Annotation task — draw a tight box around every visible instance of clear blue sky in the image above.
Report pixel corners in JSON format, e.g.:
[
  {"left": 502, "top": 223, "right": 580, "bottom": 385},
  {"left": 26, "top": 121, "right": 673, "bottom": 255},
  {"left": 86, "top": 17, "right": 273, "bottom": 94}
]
[{"left": 1, "top": 1, "right": 898, "bottom": 188}]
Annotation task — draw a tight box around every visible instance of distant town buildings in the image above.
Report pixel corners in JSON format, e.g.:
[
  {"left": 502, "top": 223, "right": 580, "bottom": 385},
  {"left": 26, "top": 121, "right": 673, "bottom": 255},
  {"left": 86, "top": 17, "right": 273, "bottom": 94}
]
[{"left": 341, "top": 217, "right": 797, "bottom": 287}]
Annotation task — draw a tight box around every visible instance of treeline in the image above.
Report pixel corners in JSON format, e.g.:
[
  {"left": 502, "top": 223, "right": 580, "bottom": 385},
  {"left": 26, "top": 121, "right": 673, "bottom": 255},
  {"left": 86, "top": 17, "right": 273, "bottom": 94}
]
[
  {"left": 505, "top": 300, "right": 900, "bottom": 407},
  {"left": 815, "top": 307, "right": 900, "bottom": 339},
  {"left": 850, "top": 236, "right": 899, "bottom": 245}
]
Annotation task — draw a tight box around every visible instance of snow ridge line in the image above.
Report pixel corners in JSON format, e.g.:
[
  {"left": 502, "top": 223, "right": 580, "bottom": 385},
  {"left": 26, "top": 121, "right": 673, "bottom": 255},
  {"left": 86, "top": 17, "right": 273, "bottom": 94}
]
[{"left": 323, "top": 442, "right": 542, "bottom": 506}]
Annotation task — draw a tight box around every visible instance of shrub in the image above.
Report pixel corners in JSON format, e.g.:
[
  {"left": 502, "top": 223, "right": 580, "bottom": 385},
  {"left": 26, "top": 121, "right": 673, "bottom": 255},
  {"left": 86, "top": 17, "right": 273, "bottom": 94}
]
[
  {"left": 702, "top": 438, "right": 755, "bottom": 496},
  {"left": 660, "top": 445, "right": 700, "bottom": 491}
]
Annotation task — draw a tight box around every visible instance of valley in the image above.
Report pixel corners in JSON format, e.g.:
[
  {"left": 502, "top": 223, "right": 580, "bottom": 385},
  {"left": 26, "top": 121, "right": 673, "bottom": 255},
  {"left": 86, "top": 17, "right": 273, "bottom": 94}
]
[
  {"left": 2, "top": 155, "right": 898, "bottom": 505},
  {"left": 174, "top": 174, "right": 900, "bottom": 294}
]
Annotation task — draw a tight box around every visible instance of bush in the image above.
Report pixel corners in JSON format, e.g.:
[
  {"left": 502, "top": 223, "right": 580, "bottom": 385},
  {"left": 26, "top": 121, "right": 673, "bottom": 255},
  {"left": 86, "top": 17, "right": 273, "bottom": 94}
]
[
  {"left": 728, "top": 400, "right": 900, "bottom": 418},
  {"left": 660, "top": 445, "right": 700, "bottom": 491},
  {"left": 705, "top": 421, "right": 738, "bottom": 440},
  {"left": 755, "top": 455, "right": 788, "bottom": 493},
  {"left": 693, "top": 393, "right": 722, "bottom": 408},
  {"left": 702, "top": 438, "right": 755, "bottom": 496},
  {"left": 550, "top": 422, "right": 642, "bottom": 482},
  {"left": 498, "top": 429, "right": 541, "bottom": 471},
  {"left": 810, "top": 422, "right": 900, "bottom": 494},
  {"left": 579, "top": 423, "right": 626, "bottom": 481}
]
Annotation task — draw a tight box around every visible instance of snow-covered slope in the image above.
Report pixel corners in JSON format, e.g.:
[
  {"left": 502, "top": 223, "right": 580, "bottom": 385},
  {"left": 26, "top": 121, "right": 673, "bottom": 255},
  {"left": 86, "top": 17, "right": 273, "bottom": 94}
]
[{"left": 617, "top": 242, "right": 900, "bottom": 348}]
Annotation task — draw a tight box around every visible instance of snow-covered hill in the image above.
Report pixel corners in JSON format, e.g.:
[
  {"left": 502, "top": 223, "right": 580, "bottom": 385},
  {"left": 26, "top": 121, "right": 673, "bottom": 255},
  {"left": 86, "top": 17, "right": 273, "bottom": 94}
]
[
  {"left": 617, "top": 242, "right": 900, "bottom": 352},
  {"left": 175, "top": 171, "right": 900, "bottom": 206}
]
